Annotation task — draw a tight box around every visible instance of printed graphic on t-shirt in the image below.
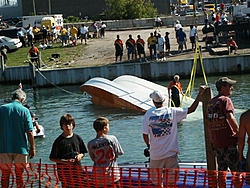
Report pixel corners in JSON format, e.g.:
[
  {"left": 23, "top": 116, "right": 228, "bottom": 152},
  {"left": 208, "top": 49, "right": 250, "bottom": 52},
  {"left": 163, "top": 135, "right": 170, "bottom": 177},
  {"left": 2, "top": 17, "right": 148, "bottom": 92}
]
[
  {"left": 149, "top": 114, "right": 172, "bottom": 137},
  {"left": 207, "top": 101, "right": 227, "bottom": 130}
]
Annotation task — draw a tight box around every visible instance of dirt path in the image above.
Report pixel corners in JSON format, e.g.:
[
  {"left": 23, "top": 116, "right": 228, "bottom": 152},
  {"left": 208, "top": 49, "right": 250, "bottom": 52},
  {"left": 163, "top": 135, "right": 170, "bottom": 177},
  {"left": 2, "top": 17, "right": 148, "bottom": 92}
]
[{"left": 72, "top": 26, "right": 250, "bottom": 67}]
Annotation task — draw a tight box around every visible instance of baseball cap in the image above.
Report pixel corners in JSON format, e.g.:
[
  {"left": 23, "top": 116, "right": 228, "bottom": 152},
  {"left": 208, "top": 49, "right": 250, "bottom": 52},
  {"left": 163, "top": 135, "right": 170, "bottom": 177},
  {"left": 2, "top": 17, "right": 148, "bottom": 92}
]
[
  {"left": 149, "top": 90, "right": 165, "bottom": 103},
  {"left": 216, "top": 77, "right": 236, "bottom": 89}
]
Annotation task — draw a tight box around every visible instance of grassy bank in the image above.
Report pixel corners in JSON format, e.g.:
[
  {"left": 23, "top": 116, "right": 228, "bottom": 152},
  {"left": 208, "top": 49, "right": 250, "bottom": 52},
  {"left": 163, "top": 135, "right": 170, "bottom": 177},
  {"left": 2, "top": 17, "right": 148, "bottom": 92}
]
[{"left": 7, "top": 43, "right": 87, "bottom": 68}]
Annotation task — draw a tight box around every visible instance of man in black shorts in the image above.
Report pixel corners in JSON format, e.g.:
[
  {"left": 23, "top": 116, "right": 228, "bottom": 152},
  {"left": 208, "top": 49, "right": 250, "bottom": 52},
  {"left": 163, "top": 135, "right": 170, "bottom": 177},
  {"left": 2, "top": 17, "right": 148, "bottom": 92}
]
[
  {"left": 136, "top": 35, "right": 147, "bottom": 62},
  {"left": 114, "top": 35, "right": 123, "bottom": 62}
]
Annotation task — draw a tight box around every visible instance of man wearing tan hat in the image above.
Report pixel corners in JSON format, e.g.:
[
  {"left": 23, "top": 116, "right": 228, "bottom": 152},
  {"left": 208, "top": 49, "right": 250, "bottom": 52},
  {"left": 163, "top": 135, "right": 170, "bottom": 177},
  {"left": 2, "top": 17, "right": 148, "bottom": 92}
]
[
  {"left": 141, "top": 86, "right": 205, "bottom": 187},
  {"left": 206, "top": 77, "right": 239, "bottom": 185}
]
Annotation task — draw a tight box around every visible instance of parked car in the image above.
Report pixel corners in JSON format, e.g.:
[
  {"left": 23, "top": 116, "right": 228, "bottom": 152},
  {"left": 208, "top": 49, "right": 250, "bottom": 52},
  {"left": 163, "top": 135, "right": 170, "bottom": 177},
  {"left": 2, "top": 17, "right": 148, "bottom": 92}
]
[
  {"left": 15, "top": 21, "right": 23, "bottom": 28},
  {"left": 0, "top": 36, "right": 22, "bottom": 51}
]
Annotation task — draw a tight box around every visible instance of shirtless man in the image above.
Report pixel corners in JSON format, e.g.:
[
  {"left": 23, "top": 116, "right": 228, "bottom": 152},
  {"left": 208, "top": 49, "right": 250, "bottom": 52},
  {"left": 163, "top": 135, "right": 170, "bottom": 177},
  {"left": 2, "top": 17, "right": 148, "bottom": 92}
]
[{"left": 238, "top": 109, "right": 250, "bottom": 175}]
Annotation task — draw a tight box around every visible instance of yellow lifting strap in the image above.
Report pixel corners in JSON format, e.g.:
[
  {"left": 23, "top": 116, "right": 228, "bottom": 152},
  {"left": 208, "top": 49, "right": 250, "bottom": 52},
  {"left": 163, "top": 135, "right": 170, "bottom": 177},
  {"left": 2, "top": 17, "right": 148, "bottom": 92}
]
[{"left": 184, "top": 41, "right": 208, "bottom": 99}]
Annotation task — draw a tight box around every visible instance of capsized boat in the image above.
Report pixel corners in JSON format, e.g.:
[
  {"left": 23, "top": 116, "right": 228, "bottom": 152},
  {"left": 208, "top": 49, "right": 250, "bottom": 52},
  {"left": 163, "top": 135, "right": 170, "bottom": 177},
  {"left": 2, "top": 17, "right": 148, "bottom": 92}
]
[{"left": 80, "top": 75, "right": 201, "bottom": 113}]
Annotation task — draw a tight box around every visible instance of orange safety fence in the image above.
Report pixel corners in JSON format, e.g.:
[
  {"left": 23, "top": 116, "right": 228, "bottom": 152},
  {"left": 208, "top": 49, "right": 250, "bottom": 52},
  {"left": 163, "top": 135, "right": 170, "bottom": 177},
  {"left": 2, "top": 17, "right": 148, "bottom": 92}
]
[{"left": 0, "top": 163, "right": 250, "bottom": 187}]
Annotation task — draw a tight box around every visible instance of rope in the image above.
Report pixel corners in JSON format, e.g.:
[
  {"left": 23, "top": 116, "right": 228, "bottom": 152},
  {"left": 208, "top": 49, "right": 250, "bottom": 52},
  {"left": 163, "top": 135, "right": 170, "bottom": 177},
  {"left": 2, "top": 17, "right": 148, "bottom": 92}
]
[
  {"left": 30, "top": 62, "right": 82, "bottom": 96},
  {"left": 183, "top": 41, "right": 208, "bottom": 101}
]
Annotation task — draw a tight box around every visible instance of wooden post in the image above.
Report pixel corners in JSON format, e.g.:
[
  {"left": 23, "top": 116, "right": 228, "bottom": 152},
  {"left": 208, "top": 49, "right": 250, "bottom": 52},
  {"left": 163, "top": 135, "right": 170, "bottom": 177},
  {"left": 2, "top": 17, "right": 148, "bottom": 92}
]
[
  {"left": 29, "top": 61, "right": 37, "bottom": 88},
  {"left": 201, "top": 87, "right": 216, "bottom": 169},
  {"left": 201, "top": 87, "right": 218, "bottom": 187}
]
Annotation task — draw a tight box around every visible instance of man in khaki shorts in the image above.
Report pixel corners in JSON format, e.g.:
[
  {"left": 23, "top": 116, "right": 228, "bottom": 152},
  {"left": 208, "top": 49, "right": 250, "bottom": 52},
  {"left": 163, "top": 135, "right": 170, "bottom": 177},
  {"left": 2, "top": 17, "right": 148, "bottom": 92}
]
[
  {"left": 0, "top": 89, "right": 36, "bottom": 188},
  {"left": 141, "top": 87, "right": 205, "bottom": 187}
]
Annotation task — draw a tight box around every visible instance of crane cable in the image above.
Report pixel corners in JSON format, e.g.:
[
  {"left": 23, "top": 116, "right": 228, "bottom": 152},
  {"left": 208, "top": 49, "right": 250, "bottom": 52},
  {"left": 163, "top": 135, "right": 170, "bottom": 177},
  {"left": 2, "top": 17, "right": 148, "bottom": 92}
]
[{"left": 181, "top": 40, "right": 208, "bottom": 104}]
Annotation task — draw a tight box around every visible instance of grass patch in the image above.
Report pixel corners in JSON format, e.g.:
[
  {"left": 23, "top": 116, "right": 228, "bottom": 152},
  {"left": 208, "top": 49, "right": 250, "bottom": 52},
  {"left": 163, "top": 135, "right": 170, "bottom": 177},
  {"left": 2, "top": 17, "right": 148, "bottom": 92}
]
[{"left": 7, "top": 42, "right": 87, "bottom": 68}]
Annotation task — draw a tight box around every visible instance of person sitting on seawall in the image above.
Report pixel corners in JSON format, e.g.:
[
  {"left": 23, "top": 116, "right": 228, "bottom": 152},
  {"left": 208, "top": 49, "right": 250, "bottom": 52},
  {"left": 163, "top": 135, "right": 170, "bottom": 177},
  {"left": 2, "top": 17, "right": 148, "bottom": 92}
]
[
  {"left": 24, "top": 104, "right": 40, "bottom": 133},
  {"left": 27, "top": 43, "right": 40, "bottom": 68},
  {"left": 227, "top": 37, "right": 238, "bottom": 54},
  {"left": 88, "top": 117, "right": 124, "bottom": 188},
  {"left": 49, "top": 113, "right": 88, "bottom": 188},
  {"left": 168, "top": 74, "right": 183, "bottom": 107},
  {"left": 141, "top": 87, "right": 205, "bottom": 187}
]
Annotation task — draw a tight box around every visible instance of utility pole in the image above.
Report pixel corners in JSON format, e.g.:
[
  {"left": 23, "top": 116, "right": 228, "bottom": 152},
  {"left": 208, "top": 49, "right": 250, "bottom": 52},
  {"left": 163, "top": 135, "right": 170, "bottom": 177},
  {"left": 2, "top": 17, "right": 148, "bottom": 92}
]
[
  {"left": 48, "top": 0, "right": 51, "bottom": 15},
  {"left": 32, "top": 0, "right": 36, "bottom": 15}
]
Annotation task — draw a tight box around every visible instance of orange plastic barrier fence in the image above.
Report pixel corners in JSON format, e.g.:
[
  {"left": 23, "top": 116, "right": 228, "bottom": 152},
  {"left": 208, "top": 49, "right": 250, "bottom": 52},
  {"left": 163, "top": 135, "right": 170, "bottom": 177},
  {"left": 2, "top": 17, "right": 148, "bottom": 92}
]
[{"left": 0, "top": 163, "right": 250, "bottom": 187}]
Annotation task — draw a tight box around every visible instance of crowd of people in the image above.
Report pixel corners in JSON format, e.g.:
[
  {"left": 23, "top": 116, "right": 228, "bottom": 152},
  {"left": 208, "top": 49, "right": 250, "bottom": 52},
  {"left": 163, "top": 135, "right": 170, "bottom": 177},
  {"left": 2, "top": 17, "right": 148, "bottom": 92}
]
[
  {"left": 1, "top": 75, "right": 250, "bottom": 187},
  {"left": 114, "top": 19, "right": 198, "bottom": 63}
]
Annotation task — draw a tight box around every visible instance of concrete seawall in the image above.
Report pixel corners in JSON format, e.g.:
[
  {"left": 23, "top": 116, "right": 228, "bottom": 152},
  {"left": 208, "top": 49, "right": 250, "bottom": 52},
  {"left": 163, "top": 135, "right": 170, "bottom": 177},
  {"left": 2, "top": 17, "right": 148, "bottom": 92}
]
[{"left": 1, "top": 55, "right": 249, "bottom": 87}]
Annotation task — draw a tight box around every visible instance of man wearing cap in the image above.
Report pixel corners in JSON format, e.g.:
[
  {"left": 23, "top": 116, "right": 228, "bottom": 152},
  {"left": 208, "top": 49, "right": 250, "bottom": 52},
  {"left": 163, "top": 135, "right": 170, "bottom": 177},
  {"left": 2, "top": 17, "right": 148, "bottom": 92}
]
[
  {"left": 0, "top": 89, "right": 35, "bottom": 188},
  {"left": 141, "top": 86, "right": 205, "bottom": 187},
  {"left": 206, "top": 77, "right": 239, "bottom": 185}
]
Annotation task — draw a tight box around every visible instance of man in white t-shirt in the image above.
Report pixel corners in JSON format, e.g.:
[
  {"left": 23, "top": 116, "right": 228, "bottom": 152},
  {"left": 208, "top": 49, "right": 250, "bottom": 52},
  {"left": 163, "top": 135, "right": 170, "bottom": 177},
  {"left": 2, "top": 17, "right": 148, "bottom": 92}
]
[
  {"left": 80, "top": 24, "right": 89, "bottom": 44},
  {"left": 157, "top": 33, "right": 165, "bottom": 60},
  {"left": 141, "top": 87, "right": 205, "bottom": 187},
  {"left": 154, "top": 16, "right": 162, "bottom": 32}
]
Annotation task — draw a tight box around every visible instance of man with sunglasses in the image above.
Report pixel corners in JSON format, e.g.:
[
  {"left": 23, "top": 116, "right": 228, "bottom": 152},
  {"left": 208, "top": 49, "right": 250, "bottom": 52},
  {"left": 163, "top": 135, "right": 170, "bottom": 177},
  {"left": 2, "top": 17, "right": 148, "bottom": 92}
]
[{"left": 206, "top": 77, "right": 239, "bottom": 186}]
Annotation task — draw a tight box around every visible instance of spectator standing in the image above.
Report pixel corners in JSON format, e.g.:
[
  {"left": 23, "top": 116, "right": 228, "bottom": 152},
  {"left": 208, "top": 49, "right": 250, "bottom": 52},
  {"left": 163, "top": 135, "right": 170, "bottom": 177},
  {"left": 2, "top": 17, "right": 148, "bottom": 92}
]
[
  {"left": 100, "top": 22, "right": 107, "bottom": 38},
  {"left": 164, "top": 32, "right": 172, "bottom": 56},
  {"left": 80, "top": 24, "right": 88, "bottom": 45},
  {"left": 17, "top": 28, "right": 26, "bottom": 47},
  {"left": 136, "top": 35, "right": 147, "bottom": 62},
  {"left": 189, "top": 25, "right": 197, "bottom": 51},
  {"left": 154, "top": 16, "right": 162, "bottom": 32},
  {"left": 177, "top": 28, "right": 186, "bottom": 53},
  {"left": 114, "top": 35, "right": 123, "bottom": 62},
  {"left": 49, "top": 114, "right": 88, "bottom": 188},
  {"left": 0, "top": 45, "right": 8, "bottom": 67},
  {"left": 206, "top": 77, "right": 239, "bottom": 187},
  {"left": 0, "top": 89, "right": 35, "bottom": 188},
  {"left": 93, "top": 21, "right": 98, "bottom": 38},
  {"left": 60, "top": 26, "right": 68, "bottom": 46},
  {"left": 204, "top": 11, "right": 209, "bottom": 28},
  {"left": 125, "top": 34, "right": 136, "bottom": 61},
  {"left": 157, "top": 33, "right": 165, "bottom": 60},
  {"left": 41, "top": 25, "right": 48, "bottom": 44},
  {"left": 211, "top": 11, "right": 216, "bottom": 23},
  {"left": 88, "top": 117, "right": 124, "bottom": 187},
  {"left": 70, "top": 25, "right": 78, "bottom": 45},
  {"left": 26, "top": 24, "right": 33, "bottom": 47},
  {"left": 147, "top": 32, "right": 157, "bottom": 60},
  {"left": 227, "top": 37, "right": 238, "bottom": 54},
  {"left": 141, "top": 87, "right": 205, "bottom": 187},
  {"left": 174, "top": 20, "right": 182, "bottom": 39},
  {"left": 51, "top": 23, "right": 57, "bottom": 41}
]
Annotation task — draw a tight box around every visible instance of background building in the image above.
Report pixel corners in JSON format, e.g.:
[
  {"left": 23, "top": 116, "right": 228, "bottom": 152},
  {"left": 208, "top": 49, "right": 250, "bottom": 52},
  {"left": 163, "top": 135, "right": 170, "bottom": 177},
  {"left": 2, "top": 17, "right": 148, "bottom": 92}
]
[{"left": 1, "top": 0, "right": 171, "bottom": 19}]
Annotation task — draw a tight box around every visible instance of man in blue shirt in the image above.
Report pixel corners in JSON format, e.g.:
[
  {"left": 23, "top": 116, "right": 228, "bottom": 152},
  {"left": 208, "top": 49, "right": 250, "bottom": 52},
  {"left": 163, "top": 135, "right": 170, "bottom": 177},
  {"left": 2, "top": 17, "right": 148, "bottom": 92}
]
[
  {"left": 177, "top": 28, "right": 186, "bottom": 53},
  {"left": 0, "top": 89, "right": 35, "bottom": 188}
]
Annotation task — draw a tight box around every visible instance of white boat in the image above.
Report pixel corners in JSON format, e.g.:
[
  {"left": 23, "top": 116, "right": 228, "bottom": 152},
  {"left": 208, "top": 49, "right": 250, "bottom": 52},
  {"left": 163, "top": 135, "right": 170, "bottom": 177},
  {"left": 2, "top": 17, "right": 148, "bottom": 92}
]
[
  {"left": 33, "top": 125, "right": 46, "bottom": 138},
  {"left": 80, "top": 75, "right": 202, "bottom": 114}
]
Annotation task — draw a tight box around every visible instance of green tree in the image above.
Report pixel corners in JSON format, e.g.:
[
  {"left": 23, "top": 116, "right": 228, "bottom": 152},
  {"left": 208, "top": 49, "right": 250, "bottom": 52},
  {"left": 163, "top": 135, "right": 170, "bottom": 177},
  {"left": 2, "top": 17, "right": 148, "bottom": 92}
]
[{"left": 104, "top": 0, "right": 157, "bottom": 19}]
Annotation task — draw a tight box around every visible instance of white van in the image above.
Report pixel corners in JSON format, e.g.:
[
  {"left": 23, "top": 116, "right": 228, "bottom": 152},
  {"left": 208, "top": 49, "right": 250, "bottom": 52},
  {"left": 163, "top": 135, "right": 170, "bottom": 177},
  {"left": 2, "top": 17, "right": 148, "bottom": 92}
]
[{"left": 22, "top": 14, "right": 63, "bottom": 28}]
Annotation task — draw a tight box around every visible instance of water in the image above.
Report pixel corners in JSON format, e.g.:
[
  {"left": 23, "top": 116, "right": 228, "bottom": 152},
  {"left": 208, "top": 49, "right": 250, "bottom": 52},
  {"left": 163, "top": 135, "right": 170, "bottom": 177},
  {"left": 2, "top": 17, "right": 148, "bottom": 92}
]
[{"left": 0, "top": 74, "right": 249, "bottom": 166}]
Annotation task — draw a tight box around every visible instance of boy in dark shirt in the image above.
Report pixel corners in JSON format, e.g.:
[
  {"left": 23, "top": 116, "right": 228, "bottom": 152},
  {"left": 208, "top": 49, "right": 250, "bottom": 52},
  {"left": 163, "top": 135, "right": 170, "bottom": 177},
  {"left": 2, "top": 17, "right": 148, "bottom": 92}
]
[{"left": 50, "top": 114, "right": 88, "bottom": 187}]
